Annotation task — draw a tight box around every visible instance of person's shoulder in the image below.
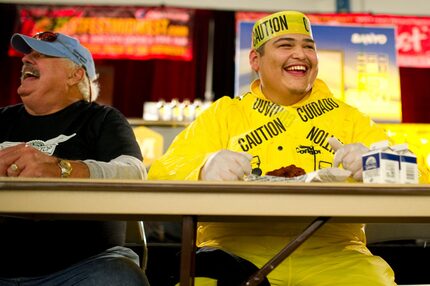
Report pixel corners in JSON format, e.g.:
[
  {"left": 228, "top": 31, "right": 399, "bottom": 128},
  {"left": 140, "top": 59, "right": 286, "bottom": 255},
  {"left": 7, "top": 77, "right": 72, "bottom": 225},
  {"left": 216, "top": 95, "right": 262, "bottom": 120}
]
[
  {"left": 82, "top": 101, "right": 114, "bottom": 112},
  {"left": 197, "top": 95, "right": 248, "bottom": 120},
  {"left": 0, "top": 103, "right": 25, "bottom": 116},
  {"left": 81, "top": 101, "right": 126, "bottom": 117},
  {"left": 331, "top": 97, "right": 364, "bottom": 115},
  {"left": 313, "top": 79, "right": 361, "bottom": 112},
  {"left": 68, "top": 101, "right": 130, "bottom": 129},
  {"left": 215, "top": 95, "right": 236, "bottom": 104},
  {"left": 213, "top": 94, "right": 250, "bottom": 109},
  {"left": 326, "top": 97, "right": 370, "bottom": 122}
]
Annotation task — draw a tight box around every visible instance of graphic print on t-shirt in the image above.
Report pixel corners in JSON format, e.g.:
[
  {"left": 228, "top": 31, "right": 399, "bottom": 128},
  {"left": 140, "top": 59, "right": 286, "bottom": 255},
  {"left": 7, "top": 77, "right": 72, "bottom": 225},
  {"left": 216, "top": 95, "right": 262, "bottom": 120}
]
[{"left": 0, "top": 133, "right": 76, "bottom": 155}]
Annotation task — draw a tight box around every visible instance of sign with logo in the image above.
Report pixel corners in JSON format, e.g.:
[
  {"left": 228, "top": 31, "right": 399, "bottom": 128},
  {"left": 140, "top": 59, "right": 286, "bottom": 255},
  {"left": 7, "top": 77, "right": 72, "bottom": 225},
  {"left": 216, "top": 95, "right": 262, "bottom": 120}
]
[
  {"left": 237, "top": 12, "right": 430, "bottom": 68},
  {"left": 313, "top": 25, "right": 401, "bottom": 123},
  {"left": 10, "top": 5, "right": 194, "bottom": 61}
]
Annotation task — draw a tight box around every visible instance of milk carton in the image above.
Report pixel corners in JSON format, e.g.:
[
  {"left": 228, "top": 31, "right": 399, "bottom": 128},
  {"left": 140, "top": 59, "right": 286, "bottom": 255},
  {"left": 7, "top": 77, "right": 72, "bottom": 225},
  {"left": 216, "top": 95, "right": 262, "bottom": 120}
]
[
  {"left": 362, "top": 140, "right": 400, "bottom": 183},
  {"left": 391, "top": 143, "right": 418, "bottom": 184}
]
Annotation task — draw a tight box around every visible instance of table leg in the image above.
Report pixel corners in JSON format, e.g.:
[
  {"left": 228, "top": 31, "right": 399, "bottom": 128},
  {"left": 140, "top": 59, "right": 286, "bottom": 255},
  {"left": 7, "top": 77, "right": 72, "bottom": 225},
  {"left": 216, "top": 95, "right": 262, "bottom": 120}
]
[
  {"left": 180, "top": 215, "right": 197, "bottom": 286},
  {"left": 242, "top": 216, "right": 330, "bottom": 286}
]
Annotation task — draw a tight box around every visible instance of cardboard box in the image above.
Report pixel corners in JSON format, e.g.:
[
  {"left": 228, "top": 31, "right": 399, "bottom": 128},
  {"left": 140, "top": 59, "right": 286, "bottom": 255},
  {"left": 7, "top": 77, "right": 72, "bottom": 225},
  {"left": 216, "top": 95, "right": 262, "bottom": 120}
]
[
  {"left": 392, "top": 143, "right": 419, "bottom": 184},
  {"left": 362, "top": 141, "right": 400, "bottom": 183}
]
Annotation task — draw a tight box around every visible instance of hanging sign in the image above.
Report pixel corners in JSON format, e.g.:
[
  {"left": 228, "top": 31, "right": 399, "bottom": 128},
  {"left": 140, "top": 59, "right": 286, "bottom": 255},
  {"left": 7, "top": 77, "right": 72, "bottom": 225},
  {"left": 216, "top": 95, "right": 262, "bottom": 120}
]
[
  {"left": 10, "top": 5, "right": 194, "bottom": 61},
  {"left": 237, "top": 12, "right": 430, "bottom": 68}
]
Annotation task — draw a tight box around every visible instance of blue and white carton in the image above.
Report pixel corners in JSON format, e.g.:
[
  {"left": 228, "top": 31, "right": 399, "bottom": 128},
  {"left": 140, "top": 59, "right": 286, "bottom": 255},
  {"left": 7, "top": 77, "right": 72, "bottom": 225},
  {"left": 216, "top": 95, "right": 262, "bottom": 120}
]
[
  {"left": 362, "top": 140, "right": 400, "bottom": 183},
  {"left": 391, "top": 143, "right": 418, "bottom": 184}
]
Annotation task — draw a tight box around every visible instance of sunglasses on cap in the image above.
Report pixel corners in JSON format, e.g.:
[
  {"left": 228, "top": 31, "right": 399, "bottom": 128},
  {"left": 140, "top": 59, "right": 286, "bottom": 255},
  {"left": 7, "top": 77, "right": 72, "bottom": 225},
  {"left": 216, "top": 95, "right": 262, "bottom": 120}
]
[
  {"left": 32, "top": 31, "right": 93, "bottom": 102},
  {"left": 33, "top": 31, "right": 88, "bottom": 64}
]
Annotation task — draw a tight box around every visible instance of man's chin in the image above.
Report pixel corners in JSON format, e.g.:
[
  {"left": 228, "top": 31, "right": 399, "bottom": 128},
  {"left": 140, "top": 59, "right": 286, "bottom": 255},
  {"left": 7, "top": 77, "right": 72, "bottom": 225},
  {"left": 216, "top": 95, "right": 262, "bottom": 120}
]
[
  {"left": 17, "top": 86, "right": 29, "bottom": 97},
  {"left": 288, "top": 81, "right": 314, "bottom": 95}
]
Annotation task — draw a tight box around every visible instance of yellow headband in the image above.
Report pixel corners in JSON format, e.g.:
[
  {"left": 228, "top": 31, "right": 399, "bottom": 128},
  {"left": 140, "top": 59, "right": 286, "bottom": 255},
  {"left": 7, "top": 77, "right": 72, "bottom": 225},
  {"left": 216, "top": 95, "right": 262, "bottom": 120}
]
[{"left": 252, "top": 11, "right": 313, "bottom": 49}]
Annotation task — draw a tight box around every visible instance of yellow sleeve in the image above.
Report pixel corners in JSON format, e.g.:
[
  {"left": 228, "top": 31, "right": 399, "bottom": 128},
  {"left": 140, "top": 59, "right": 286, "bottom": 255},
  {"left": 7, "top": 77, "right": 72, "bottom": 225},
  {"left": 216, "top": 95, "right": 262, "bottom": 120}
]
[
  {"left": 340, "top": 101, "right": 391, "bottom": 147},
  {"left": 348, "top": 108, "right": 389, "bottom": 147},
  {"left": 148, "top": 97, "right": 234, "bottom": 181}
]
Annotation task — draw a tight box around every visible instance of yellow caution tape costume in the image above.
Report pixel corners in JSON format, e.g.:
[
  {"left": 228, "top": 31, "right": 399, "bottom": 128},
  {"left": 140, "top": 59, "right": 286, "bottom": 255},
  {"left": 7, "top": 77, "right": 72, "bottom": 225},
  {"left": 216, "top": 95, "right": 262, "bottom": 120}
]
[{"left": 148, "top": 78, "right": 396, "bottom": 285}]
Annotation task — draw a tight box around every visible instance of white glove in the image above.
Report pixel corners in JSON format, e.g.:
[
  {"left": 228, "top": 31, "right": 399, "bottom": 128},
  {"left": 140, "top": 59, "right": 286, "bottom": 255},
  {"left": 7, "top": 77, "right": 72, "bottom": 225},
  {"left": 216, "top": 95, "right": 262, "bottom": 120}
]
[
  {"left": 200, "top": 150, "right": 253, "bottom": 181},
  {"left": 328, "top": 137, "right": 369, "bottom": 181}
]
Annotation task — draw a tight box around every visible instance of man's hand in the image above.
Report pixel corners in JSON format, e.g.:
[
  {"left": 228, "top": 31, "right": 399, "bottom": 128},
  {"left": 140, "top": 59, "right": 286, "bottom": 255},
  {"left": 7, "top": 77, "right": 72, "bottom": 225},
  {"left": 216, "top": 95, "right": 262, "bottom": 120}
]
[
  {"left": 200, "top": 150, "right": 253, "bottom": 181},
  {"left": 328, "top": 137, "right": 369, "bottom": 181},
  {"left": 0, "top": 143, "right": 59, "bottom": 177}
]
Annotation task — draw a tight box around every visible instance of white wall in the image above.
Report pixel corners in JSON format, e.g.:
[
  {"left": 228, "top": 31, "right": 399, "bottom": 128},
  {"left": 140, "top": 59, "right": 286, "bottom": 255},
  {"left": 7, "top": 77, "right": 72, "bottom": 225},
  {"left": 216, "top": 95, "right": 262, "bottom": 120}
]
[{"left": 1, "top": 0, "right": 430, "bottom": 16}]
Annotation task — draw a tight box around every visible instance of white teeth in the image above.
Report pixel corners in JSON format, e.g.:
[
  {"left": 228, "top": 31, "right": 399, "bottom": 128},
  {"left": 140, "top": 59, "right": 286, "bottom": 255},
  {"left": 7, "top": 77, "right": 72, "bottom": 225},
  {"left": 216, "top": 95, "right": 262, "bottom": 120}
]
[
  {"left": 286, "top": 66, "right": 306, "bottom": 71},
  {"left": 22, "top": 70, "right": 40, "bottom": 80}
]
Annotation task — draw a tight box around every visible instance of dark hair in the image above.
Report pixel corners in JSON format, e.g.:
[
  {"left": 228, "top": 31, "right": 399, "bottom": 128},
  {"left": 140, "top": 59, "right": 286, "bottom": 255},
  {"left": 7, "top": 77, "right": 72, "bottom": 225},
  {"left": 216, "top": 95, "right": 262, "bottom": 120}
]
[{"left": 256, "top": 42, "right": 266, "bottom": 56}]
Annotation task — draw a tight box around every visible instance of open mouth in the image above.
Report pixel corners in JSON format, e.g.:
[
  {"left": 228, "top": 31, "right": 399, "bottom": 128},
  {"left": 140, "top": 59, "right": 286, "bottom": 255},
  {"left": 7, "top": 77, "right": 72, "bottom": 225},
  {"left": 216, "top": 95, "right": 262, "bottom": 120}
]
[
  {"left": 21, "top": 67, "right": 40, "bottom": 81},
  {"left": 284, "top": 65, "right": 308, "bottom": 74}
]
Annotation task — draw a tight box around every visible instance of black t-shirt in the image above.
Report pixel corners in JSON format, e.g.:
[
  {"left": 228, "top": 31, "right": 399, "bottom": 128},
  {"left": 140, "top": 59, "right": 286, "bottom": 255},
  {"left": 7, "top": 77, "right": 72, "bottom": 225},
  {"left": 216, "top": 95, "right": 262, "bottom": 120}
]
[{"left": 0, "top": 101, "right": 143, "bottom": 277}]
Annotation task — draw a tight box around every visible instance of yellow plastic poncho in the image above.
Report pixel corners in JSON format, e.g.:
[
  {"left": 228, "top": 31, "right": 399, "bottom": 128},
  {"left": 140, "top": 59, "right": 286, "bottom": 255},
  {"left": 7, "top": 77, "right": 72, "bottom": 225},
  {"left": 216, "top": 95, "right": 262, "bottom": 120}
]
[{"left": 148, "top": 79, "right": 396, "bottom": 286}]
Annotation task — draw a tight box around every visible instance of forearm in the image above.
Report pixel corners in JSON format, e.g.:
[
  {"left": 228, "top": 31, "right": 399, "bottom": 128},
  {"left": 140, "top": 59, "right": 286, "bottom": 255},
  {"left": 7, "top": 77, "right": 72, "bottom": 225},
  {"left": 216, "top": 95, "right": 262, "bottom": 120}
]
[{"left": 84, "top": 155, "right": 147, "bottom": 179}]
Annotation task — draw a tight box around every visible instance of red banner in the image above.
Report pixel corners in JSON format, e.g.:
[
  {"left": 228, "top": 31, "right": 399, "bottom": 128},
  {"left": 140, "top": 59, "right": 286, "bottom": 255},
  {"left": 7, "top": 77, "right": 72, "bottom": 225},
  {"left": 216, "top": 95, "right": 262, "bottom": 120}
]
[
  {"left": 10, "top": 6, "right": 194, "bottom": 61},
  {"left": 237, "top": 12, "right": 430, "bottom": 68}
]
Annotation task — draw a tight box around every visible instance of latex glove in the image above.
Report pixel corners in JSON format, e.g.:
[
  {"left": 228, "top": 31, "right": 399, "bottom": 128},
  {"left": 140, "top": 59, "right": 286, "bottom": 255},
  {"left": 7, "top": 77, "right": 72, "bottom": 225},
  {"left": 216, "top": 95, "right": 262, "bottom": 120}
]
[
  {"left": 328, "top": 137, "right": 369, "bottom": 181},
  {"left": 200, "top": 150, "right": 253, "bottom": 181}
]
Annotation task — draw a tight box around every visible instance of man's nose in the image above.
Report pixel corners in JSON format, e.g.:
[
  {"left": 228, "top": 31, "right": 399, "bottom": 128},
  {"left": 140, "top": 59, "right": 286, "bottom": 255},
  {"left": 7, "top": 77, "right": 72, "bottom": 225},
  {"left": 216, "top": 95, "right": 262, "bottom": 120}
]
[
  {"left": 22, "top": 51, "right": 39, "bottom": 63},
  {"left": 291, "top": 47, "right": 306, "bottom": 59}
]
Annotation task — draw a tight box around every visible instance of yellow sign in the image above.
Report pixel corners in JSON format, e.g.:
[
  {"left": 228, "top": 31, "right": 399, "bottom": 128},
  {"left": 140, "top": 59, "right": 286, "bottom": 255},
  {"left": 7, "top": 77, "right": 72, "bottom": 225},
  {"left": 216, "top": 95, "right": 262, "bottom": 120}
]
[{"left": 133, "top": 126, "right": 164, "bottom": 168}]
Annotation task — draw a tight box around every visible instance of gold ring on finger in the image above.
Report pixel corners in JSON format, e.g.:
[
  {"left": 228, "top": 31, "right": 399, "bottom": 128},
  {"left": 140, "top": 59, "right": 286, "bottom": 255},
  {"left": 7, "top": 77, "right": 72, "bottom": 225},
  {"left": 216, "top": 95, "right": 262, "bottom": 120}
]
[{"left": 10, "top": 163, "right": 19, "bottom": 172}]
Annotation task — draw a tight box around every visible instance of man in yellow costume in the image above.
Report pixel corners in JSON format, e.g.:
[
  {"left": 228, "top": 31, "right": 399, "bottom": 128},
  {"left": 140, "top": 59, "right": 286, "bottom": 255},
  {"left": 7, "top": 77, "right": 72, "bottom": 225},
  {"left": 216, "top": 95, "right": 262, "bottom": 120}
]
[{"left": 148, "top": 10, "right": 396, "bottom": 286}]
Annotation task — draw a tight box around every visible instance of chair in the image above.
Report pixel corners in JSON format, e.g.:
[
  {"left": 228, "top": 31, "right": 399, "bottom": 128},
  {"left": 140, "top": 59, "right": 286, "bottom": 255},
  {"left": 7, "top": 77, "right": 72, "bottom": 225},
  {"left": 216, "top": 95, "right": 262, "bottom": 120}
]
[
  {"left": 125, "top": 220, "right": 148, "bottom": 271},
  {"left": 173, "top": 217, "right": 328, "bottom": 285},
  {"left": 172, "top": 247, "right": 271, "bottom": 286}
]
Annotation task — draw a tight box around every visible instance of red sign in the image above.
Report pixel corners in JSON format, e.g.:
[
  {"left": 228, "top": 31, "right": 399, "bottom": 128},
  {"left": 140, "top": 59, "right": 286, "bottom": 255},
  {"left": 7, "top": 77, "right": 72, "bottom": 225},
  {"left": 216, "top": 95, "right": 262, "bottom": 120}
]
[
  {"left": 10, "top": 6, "right": 194, "bottom": 61},
  {"left": 237, "top": 12, "right": 430, "bottom": 68}
]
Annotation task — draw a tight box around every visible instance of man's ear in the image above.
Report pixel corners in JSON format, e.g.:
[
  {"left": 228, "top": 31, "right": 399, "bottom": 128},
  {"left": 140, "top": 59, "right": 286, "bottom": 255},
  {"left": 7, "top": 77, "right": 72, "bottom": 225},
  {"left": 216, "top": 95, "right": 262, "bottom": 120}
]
[
  {"left": 68, "top": 67, "right": 85, "bottom": 86},
  {"left": 249, "top": 49, "right": 260, "bottom": 72}
]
